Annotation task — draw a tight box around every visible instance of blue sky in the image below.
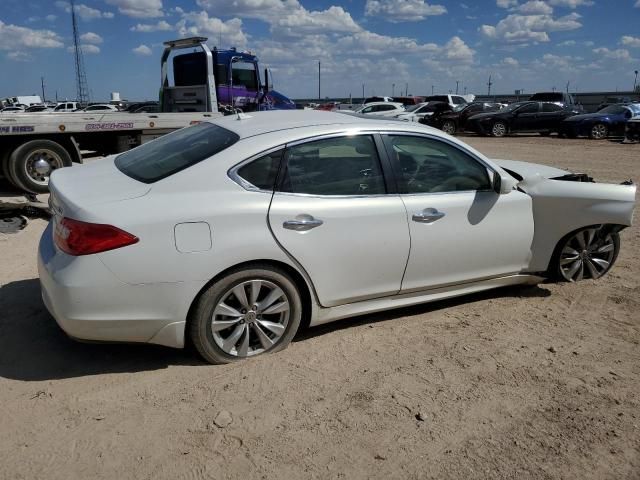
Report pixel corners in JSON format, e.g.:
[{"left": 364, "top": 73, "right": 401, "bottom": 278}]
[{"left": 0, "top": 0, "right": 639, "bottom": 102}]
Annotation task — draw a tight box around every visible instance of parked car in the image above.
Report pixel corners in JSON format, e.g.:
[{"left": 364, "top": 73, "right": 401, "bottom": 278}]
[
  {"left": 422, "top": 102, "right": 504, "bottom": 134},
  {"left": 466, "top": 101, "right": 579, "bottom": 137},
  {"left": 596, "top": 96, "right": 634, "bottom": 112},
  {"left": 395, "top": 101, "right": 451, "bottom": 122},
  {"left": 354, "top": 101, "right": 405, "bottom": 117},
  {"left": 124, "top": 101, "right": 160, "bottom": 113},
  {"left": 363, "top": 96, "right": 393, "bottom": 104},
  {"left": 392, "top": 96, "right": 426, "bottom": 106},
  {"left": 24, "top": 105, "right": 53, "bottom": 113},
  {"left": 625, "top": 116, "right": 640, "bottom": 142},
  {"left": 53, "top": 102, "right": 81, "bottom": 112},
  {"left": 423, "top": 94, "right": 468, "bottom": 109},
  {"left": 75, "top": 104, "right": 119, "bottom": 112},
  {"left": 559, "top": 104, "right": 640, "bottom": 139},
  {"left": 529, "top": 92, "right": 579, "bottom": 110},
  {"left": 0, "top": 106, "right": 25, "bottom": 114},
  {"left": 39, "top": 110, "right": 636, "bottom": 364}
]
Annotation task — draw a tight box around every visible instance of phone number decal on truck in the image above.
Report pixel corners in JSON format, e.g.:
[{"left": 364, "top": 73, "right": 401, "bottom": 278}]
[
  {"left": 0, "top": 126, "right": 35, "bottom": 134},
  {"left": 85, "top": 122, "right": 134, "bottom": 131}
]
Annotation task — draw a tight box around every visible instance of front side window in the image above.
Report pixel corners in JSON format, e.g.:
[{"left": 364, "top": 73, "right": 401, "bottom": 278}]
[
  {"left": 385, "top": 135, "right": 492, "bottom": 194},
  {"left": 452, "top": 96, "right": 466, "bottom": 105},
  {"left": 116, "top": 123, "right": 239, "bottom": 183},
  {"left": 280, "top": 136, "right": 386, "bottom": 196},
  {"left": 517, "top": 103, "right": 539, "bottom": 114}
]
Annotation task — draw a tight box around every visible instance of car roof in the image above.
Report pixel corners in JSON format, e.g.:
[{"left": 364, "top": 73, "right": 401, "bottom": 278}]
[
  {"left": 207, "top": 110, "right": 434, "bottom": 140},
  {"left": 361, "top": 101, "right": 403, "bottom": 107}
]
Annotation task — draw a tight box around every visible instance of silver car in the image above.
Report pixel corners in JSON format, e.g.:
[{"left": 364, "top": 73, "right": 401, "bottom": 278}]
[{"left": 39, "top": 110, "right": 636, "bottom": 364}]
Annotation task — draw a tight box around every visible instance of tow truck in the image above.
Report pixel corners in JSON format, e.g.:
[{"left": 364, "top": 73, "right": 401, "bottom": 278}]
[{"left": 0, "top": 37, "right": 294, "bottom": 193}]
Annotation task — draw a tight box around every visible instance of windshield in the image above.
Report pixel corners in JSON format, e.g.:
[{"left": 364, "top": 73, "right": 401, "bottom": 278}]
[
  {"left": 115, "top": 123, "right": 239, "bottom": 183},
  {"left": 405, "top": 104, "right": 422, "bottom": 112},
  {"left": 599, "top": 105, "right": 626, "bottom": 114},
  {"left": 502, "top": 102, "right": 529, "bottom": 112},
  {"left": 453, "top": 104, "right": 467, "bottom": 112}
]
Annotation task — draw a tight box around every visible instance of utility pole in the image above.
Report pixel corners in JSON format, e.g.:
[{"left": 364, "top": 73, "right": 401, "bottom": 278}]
[
  {"left": 487, "top": 75, "right": 492, "bottom": 96},
  {"left": 566, "top": 81, "right": 570, "bottom": 94},
  {"left": 318, "top": 61, "right": 320, "bottom": 100},
  {"left": 464, "top": 86, "right": 467, "bottom": 95},
  {"left": 392, "top": 83, "right": 395, "bottom": 97},
  {"left": 455, "top": 80, "right": 459, "bottom": 94},
  {"left": 405, "top": 82, "right": 408, "bottom": 96},
  {"left": 552, "top": 86, "right": 556, "bottom": 92},
  {"left": 41, "top": 77, "right": 46, "bottom": 102},
  {"left": 70, "top": 0, "right": 89, "bottom": 105},
  {"left": 634, "top": 70, "right": 638, "bottom": 92},
  {"left": 431, "top": 85, "right": 434, "bottom": 95},
  {"left": 362, "top": 83, "right": 365, "bottom": 101}
]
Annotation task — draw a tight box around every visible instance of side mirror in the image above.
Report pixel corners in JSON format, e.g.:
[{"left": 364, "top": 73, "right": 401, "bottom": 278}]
[{"left": 493, "top": 170, "right": 519, "bottom": 194}]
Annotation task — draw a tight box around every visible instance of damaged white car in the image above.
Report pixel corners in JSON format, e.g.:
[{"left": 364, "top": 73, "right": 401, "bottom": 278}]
[{"left": 38, "top": 111, "right": 636, "bottom": 364}]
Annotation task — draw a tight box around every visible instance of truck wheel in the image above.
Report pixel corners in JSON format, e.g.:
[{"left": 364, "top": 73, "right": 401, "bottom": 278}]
[{"left": 8, "top": 140, "right": 72, "bottom": 194}]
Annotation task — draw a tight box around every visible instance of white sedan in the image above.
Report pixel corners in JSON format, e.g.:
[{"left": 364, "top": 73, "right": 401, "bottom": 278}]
[
  {"left": 39, "top": 110, "right": 636, "bottom": 364},
  {"left": 354, "top": 101, "right": 405, "bottom": 117}
]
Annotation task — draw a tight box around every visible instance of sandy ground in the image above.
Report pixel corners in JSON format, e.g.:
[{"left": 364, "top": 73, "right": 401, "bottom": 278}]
[{"left": 1, "top": 135, "right": 638, "bottom": 480}]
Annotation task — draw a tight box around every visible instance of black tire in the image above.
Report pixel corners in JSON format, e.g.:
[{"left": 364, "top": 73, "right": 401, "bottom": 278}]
[
  {"left": 441, "top": 120, "right": 457, "bottom": 135},
  {"left": 190, "top": 265, "right": 302, "bottom": 364},
  {"left": 8, "top": 140, "right": 72, "bottom": 194},
  {"left": 550, "top": 226, "right": 620, "bottom": 282},
  {"left": 491, "top": 121, "right": 507, "bottom": 137},
  {"left": 1, "top": 147, "right": 17, "bottom": 187},
  {"left": 589, "top": 123, "right": 608, "bottom": 140}
]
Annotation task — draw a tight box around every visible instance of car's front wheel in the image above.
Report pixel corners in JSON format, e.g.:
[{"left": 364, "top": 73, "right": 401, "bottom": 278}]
[
  {"left": 590, "top": 123, "right": 608, "bottom": 140},
  {"left": 441, "top": 120, "right": 456, "bottom": 135},
  {"left": 190, "top": 265, "right": 302, "bottom": 364},
  {"left": 554, "top": 226, "right": 620, "bottom": 282}
]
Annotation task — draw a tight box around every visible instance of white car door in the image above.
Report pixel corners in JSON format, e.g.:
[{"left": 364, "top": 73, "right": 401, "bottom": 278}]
[
  {"left": 382, "top": 134, "right": 534, "bottom": 292},
  {"left": 268, "top": 134, "right": 410, "bottom": 307}
]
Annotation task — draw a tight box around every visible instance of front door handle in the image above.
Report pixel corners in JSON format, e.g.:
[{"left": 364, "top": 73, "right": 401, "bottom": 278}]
[
  {"left": 412, "top": 208, "right": 445, "bottom": 223},
  {"left": 283, "top": 214, "right": 324, "bottom": 231}
]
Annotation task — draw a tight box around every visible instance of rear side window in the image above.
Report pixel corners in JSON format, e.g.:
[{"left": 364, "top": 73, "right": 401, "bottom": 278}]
[
  {"left": 542, "top": 103, "right": 562, "bottom": 112},
  {"left": 236, "top": 150, "right": 283, "bottom": 190},
  {"left": 116, "top": 123, "right": 239, "bottom": 183},
  {"left": 280, "top": 136, "right": 386, "bottom": 196}
]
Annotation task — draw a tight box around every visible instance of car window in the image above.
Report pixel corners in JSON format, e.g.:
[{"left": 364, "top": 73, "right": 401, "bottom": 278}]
[
  {"left": 452, "top": 96, "right": 465, "bottom": 105},
  {"left": 361, "top": 106, "right": 373, "bottom": 114},
  {"left": 279, "top": 136, "right": 386, "bottom": 196},
  {"left": 116, "top": 123, "right": 239, "bottom": 183},
  {"left": 384, "top": 135, "right": 491, "bottom": 194},
  {"left": 380, "top": 105, "right": 395, "bottom": 111},
  {"left": 517, "top": 103, "right": 539, "bottom": 114},
  {"left": 542, "top": 103, "right": 562, "bottom": 112},
  {"left": 236, "top": 150, "right": 283, "bottom": 191}
]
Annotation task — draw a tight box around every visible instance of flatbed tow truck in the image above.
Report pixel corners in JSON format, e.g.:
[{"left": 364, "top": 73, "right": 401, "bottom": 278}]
[{"left": 0, "top": 37, "right": 293, "bottom": 193}]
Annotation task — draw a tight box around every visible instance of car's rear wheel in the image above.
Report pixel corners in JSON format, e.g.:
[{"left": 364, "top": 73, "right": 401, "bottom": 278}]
[
  {"left": 554, "top": 226, "right": 620, "bottom": 282},
  {"left": 441, "top": 120, "right": 456, "bottom": 135},
  {"left": 590, "top": 123, "right": 608, "bottom": 140},
  {"left": 190, "top": 266, "right": 302, "bottom": 364},
  {"left": 491, "top": 121, "right": 507, "bottom": 137}
]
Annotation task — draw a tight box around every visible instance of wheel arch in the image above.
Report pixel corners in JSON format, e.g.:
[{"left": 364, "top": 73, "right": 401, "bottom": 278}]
[{"left": 184, "top": 259, "right": 316, "bottom": 348}]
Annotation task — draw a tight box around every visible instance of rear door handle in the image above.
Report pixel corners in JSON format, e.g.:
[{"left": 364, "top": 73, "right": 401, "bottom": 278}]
[
  {"left": 412, "top": 208, "right": 445, "bottom": 223},
  {"left": 283, "top": 214, "right": 323, "bottom": 231}
]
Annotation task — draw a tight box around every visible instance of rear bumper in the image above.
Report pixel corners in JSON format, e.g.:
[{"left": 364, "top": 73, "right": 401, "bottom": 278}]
[{"left": 37, "top": 222, "right": 193, "bottom": 348}]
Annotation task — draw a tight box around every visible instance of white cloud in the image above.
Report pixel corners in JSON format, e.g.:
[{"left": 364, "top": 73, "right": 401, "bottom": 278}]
[
  {"left": 80, "top": 32, "right": 103, "bottom": 44},
  {"left": 497, "top": 0, "right": 518, "bottom": 7},
  {"left": 7, "top": 51, "right": 33, "bottom": 62},
  {"left": 557, "top": 39, "right": 576, "bottom": 46},
  {"left": 518, "top": 1, "right": 553, "bottom": 15},
  {"left": 593, "top": 47, "right": 632, "bottom": 61},
  {"left": 548, "top": 0, "right": 593, "bottom": 7},
  {"left": 55, "top": 1, "right": 114, "bottom": 20},
  {"left": 621, "top": 35, "right": 640, "bottom": 48},
  {"left": 480, "top": 12, "right": 582, "bottom": 43},
  {"left": 442, "top": 36, "right": 474, "bottom": 63},
  {"left": 132, "top": 44, "right": 153, "bottom": 56},
  {"left": 364, "top": 0, "right": 447, "bottom": 22},
  {"left": 67, "top": 44, "right": 100, "bottom": 54},
  {"left": 502, "top": 56, "right": 519, "bottom": 66},
  {"left": 176, "top": 12, "right": 249, "bottom": 48},
  {"left": 46, "top": 14, "right": 57, "bottom": 22},
  {"left": 105, "top": 0, "right": 164, "bottom": 18},
  {"left": 636, "top": 0, "right": 640, "bottom": 7},
  {"left": 130, "top": 20, "right": 172, "bottom": 32},
  {"left": 0, "top": 20, "right": 64, "bottom": 50}
]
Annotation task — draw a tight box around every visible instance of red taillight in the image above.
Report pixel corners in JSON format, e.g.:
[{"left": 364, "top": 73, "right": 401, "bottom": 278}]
[{"left": 54, "top": 217, "right": 139, "bottom": 256}]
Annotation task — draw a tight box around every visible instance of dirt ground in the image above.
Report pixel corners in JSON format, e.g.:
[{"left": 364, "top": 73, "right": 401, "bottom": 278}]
[{"left": 1, "top": 135, "right": 638, "bottom": 480}]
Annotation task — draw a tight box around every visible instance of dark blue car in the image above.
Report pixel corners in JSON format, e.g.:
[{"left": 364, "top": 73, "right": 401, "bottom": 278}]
[{"left": 560, "top": 104, "right": 640, "bottom": 139}]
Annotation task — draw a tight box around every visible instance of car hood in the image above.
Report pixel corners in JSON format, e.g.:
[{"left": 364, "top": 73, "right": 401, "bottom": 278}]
[
  {"left": 564, "top": 113, "right": 614, "bottom": 122},
  {"left": 492, "top": 159, "right": 569, "bottom": 179},
  {"left": 49, "top": 155, "right": 151, "bottom": 213}
]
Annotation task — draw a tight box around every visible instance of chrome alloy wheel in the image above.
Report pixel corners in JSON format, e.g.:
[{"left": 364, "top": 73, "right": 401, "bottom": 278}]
[
  {"left": 492, "top": 122, "right": 507, "bottom": 137},
  {"left": 24, "top": 149, "right": 64, "bottom": 186},
  {"left": 559, "top": 228, "right": 616, "bottom": 282},
  {"left": 590, "top": 124, "right": 608, "bottom": 140},
  {"left": 211, "top": 280, "right": 290, "bottom": 357},
  {"left": 442, "top": 121, "right": 456, "bottom": 135}
]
